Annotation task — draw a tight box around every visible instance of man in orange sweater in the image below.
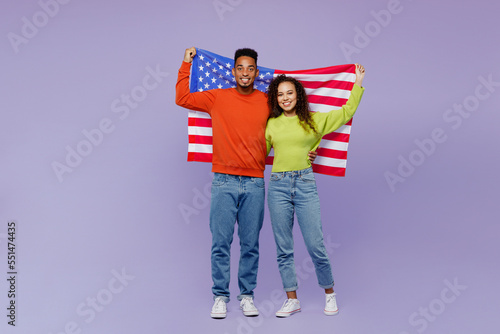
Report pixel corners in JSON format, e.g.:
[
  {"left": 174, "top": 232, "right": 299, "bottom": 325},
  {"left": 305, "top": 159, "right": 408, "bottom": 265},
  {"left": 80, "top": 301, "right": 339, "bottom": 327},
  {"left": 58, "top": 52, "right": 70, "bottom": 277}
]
[{"left": 176, "top": 47, "right": 315, "bottom": 319}]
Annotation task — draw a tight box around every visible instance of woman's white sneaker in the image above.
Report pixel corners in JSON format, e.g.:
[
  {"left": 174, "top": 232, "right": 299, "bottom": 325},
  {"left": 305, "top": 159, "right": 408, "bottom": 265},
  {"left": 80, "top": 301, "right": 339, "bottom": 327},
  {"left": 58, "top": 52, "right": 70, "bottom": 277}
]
[
  {"left": 276, "top": 299, "right": 301, "bottom": 317},
  {"left": 211, "top": 297, "right": 227, "bottom": 319},
  {"left": 324, "top": 293, "right": 339, "bottom": 316}
]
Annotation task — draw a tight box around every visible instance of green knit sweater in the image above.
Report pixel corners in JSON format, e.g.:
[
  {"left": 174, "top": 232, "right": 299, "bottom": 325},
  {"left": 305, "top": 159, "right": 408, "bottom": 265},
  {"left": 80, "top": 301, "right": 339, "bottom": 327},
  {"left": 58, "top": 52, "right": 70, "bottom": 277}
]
[{"left": 265, "top": 84, "right": 365, "bottom": 172}]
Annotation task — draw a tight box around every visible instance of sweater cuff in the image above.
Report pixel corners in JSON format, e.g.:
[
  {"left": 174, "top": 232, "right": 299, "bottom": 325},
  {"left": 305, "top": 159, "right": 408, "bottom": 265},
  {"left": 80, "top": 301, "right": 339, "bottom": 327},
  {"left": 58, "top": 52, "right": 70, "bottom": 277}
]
[{"left": 352, "top": 83, "right": 365, "bottom": 94}]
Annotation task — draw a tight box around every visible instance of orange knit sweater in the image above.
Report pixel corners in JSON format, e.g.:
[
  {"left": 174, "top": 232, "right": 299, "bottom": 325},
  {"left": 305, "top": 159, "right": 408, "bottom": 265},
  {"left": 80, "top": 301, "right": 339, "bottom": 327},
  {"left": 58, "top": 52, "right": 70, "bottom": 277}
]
[{"left": 175, "top": 61, "right": 269, "bottom": 177}]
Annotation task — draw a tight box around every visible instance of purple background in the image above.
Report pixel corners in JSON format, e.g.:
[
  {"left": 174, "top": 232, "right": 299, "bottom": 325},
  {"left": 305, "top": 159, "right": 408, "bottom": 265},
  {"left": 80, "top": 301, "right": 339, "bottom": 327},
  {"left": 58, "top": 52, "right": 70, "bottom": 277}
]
[{"left": 1, "top": 0, "right": 499, "bottom": 333}]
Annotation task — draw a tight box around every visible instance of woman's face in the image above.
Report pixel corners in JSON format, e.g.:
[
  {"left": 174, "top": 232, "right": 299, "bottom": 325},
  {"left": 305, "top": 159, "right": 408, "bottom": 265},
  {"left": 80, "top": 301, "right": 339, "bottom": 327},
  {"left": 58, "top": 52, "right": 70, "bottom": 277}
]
[{"left": 277, "top": 81, "right": 297, "bottom": 115}]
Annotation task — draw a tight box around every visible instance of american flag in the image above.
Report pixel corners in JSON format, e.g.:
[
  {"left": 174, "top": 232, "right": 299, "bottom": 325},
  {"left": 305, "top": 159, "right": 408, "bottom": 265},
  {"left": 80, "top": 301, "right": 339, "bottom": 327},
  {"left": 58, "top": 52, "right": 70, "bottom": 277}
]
[{"left": 187, "top": 48, "right": 357, "bottom": 177}]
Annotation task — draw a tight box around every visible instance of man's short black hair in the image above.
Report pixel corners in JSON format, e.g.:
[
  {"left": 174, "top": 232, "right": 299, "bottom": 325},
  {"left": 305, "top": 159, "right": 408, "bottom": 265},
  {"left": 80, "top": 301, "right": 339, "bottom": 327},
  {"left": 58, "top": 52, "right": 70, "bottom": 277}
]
[{"left": 234, "top": 48, "right": 258, "bottom": 66}]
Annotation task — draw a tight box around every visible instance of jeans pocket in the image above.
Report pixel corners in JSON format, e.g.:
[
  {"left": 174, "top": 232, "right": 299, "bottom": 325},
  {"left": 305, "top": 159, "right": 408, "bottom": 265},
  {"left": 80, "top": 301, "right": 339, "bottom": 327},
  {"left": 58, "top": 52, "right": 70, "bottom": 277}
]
[
  {"left": 299, "top": 172, "right": 316, "bottom": 183},
  {"left": 270, "top": 173, "right": 283, "bottom": 182},
  {"left": 212, "top": 173, "right": 227, "bottom": 186},
  {"left": 251, "top": 177, "right": 265, "bottom": 188}
]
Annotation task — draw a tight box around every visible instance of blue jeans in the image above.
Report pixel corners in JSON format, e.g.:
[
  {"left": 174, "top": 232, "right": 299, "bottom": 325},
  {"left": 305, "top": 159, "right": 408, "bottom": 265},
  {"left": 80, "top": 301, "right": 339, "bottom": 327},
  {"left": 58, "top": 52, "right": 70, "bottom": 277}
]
[
  {"left": 267, "top": 167, "right": 334, "bottom": 291},
  {"left": 210, "top": 173, "right": 265, "bottom": 302}
]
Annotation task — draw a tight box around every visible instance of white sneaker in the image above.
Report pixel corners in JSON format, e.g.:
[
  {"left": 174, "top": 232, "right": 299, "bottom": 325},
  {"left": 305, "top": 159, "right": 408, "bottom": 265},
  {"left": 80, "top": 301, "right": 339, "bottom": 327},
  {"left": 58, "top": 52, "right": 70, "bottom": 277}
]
[
  {"left": 211, "top": 297, "right": 227, "bottom": 319},
  {"left": 276, "top": 299, "right": 301, "bottom": 317},
  {"left": 240, "top": 297, "right": 259, "bottom": 316},
  {"left": 324, "top": 293, "right": 339, "bottom": 315}
]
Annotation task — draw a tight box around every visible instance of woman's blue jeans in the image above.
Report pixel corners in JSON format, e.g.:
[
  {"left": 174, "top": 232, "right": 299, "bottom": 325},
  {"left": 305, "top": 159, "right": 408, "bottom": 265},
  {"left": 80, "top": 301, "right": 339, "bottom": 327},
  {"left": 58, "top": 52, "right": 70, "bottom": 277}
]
[
  {"left": 267, "top": 167, "right": 334, "bottom": 292},
  {"left": 210, "top": 173, "right": 265, "bottom": 302}
]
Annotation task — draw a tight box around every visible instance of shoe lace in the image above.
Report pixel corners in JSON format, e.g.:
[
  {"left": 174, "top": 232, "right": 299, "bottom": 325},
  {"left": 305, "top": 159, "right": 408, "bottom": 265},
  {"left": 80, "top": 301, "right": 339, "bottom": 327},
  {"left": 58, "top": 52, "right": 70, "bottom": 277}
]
[
  {"left": 214, "top": 298, "right": 225, "bottom": 311},
  {"left": 326, "top": 294, "right": 337, "bottom": 307},
  {"left": 242, "top": 297, "right": 254, "bottom": 309},
  {"left": 281, "top": 299, "right": 295, "bottom": 311}
]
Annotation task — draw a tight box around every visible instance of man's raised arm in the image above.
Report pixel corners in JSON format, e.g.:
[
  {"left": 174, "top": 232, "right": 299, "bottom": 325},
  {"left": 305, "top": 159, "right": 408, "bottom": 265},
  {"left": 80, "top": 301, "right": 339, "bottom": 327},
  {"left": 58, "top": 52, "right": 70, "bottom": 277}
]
[{"left": 175, "top": 47, "right": 215, "bottom": 113}]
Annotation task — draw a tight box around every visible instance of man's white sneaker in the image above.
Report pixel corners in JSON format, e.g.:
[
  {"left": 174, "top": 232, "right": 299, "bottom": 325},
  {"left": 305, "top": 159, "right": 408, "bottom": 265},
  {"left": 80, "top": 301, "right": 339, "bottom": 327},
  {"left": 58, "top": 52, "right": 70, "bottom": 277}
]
[
  {"left": 324, "top": 292, "right": 339, "bottom": 316},
  {"left": 276, "top": 299, "right": 301, "bottom": 318},
  {"left": 240, "top": 297, "right": 259, "bottom": 316},
  {"left": 211, "top": 297, "right": 227, "bottom": 319}
]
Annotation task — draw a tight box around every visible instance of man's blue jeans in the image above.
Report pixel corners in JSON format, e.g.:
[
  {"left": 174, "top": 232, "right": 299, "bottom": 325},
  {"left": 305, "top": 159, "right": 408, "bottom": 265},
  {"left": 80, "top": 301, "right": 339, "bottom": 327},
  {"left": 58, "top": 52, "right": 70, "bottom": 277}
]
[
  {"left": 267, "top": 167, "right": 334, "bottom": 292},
  {"left": 209, "top": 173, "right": 265, "bottom": 302}
]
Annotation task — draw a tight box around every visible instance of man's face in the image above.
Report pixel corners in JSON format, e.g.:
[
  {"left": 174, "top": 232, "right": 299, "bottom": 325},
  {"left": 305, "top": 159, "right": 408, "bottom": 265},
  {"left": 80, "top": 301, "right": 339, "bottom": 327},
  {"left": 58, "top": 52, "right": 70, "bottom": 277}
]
[{"left": 232, "top": 56, "right": 259, "bottom": 90}]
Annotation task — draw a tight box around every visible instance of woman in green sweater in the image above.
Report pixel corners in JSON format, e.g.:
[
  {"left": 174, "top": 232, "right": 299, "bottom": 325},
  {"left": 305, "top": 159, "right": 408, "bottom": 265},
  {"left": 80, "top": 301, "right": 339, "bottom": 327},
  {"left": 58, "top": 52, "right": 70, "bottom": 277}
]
[{"left": 265, "top": 64, "right": 365, "bottom": 317}]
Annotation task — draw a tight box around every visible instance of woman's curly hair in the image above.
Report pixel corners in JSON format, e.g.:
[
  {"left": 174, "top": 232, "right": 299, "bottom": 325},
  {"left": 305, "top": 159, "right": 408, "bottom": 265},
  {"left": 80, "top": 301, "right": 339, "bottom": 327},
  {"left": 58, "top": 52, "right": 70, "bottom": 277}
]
[{"left": 267, "top": 74, "right": 318, "bottom": 134}]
